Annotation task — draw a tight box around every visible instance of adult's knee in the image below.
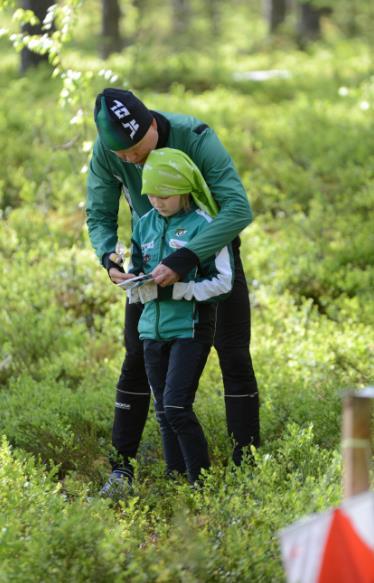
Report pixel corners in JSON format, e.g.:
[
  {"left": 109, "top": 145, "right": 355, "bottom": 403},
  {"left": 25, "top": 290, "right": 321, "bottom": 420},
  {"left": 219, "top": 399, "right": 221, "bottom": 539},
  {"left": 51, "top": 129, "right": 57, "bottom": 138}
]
[
  {"left": 119, "top": 344, "right": 145, "bottom": 374},
  {"left": 116, "top": 348, "right": 149, "bottom": 393},
  {"left": 216, "top": 345, "right": 252, "bottom": 378},
  {"left": 124, "top": 343, "right": 144, "bottom": 367}
]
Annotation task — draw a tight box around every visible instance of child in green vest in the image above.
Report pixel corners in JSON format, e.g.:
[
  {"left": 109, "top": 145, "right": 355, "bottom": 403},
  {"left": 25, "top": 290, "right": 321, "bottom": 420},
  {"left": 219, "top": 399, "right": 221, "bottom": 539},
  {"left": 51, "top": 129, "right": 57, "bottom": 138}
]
[{"left": 127, "top": 148, "right": 233, "bottom": 483}]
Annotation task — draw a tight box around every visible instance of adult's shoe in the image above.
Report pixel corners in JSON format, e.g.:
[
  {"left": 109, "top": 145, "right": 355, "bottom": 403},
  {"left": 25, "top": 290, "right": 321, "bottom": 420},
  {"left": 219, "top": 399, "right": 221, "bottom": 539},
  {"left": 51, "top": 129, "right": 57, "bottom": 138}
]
[{"left": 99, "top": 468, "right": 133, "bottom": 501}]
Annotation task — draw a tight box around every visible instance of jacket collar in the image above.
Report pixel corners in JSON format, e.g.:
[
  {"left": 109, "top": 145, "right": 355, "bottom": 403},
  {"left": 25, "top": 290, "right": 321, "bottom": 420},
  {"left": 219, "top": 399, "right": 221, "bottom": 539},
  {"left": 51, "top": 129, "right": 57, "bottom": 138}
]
[{"left": 151, "top": 111, "right": 170, "bottom": 149}]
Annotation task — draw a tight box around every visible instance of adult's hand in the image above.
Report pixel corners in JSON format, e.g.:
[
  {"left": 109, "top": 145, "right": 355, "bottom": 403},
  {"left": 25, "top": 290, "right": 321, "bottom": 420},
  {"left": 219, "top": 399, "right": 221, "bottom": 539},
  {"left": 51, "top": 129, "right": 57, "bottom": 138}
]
[
  {"left": 109, "top": 268, "right": 136, "bottom": 285},
  {"left": 152, "top": 264, "right": 180, "bottom": 287}
]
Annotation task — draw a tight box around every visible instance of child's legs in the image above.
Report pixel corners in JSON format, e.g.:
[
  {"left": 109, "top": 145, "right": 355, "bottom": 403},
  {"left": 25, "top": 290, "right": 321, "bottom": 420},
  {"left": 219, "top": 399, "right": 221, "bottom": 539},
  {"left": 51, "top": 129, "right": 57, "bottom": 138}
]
[
  {"left": 164, "top": 339, "right": 211, "bottom": 483},
  {"left": 143, "top": 340, "right": 186, "bottom": 474}
]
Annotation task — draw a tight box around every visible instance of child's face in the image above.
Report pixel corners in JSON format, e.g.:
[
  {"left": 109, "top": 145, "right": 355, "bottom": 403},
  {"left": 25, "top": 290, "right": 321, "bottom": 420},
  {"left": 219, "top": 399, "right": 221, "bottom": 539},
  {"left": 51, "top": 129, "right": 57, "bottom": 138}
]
[{"left": 148, "top": 195, "right": 184, "bottom": 217}]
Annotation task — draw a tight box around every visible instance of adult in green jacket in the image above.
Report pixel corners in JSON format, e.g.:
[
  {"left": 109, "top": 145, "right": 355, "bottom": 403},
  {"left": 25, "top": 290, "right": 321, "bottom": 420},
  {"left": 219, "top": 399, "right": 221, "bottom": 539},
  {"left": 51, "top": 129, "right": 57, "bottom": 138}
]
[{"left": 86, "top": 88, "right": 260, "bottom": 489}]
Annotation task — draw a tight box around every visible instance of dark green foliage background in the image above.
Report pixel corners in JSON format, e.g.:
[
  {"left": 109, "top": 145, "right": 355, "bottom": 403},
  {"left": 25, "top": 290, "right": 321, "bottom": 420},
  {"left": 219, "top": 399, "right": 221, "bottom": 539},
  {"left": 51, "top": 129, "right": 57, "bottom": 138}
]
[{"left": 0, "top": 2, "right": 373, "bottom": 581}]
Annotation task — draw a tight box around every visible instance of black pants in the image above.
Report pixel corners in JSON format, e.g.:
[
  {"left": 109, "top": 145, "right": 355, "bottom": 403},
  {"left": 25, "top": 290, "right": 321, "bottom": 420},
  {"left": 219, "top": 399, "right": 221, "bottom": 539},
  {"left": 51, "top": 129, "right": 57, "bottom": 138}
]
[
  {"left": 112, "top": 249, "right": 260, "bottom": 468},
  {"left": 143, "top": 339, "right": 211, "bottom": 483}
]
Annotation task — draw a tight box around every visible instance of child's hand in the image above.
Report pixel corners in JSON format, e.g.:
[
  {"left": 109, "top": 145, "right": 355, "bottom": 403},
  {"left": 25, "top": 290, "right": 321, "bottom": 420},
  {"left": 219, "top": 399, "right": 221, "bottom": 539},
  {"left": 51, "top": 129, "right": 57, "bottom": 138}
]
[{"left": 152, "top": 264, "right": 180, "bottom": 287}]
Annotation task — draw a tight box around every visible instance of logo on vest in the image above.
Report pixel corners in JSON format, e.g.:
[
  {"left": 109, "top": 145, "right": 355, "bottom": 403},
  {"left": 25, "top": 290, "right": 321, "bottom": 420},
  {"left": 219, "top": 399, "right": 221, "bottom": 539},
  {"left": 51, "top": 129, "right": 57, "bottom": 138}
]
[
  {"left": 175, "top": 228, "right": 187, "bottom": 237},
  {"left": 141, "top": 241, "right": 155, "bottom": 251},
  {"left": 169, "top": 239, "right": 187, "bottom": 249}
]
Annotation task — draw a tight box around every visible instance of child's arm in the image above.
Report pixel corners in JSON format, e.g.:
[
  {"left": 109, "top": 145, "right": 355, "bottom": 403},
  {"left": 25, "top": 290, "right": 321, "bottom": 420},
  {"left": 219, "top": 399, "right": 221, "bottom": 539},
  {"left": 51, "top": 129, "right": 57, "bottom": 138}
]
[{"left": 171, "top": 245, "right": 233, "bottom": 303}]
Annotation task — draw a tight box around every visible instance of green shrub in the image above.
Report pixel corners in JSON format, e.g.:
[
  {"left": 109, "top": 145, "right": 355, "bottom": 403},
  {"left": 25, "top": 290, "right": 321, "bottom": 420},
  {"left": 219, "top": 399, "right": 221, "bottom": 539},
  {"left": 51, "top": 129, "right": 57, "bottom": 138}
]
[
  {"left": 0, "top": 374, "right": 113, "bottom": 478},
  {"left": 0, "top": 438, "right": 126, "bottom": 583}
]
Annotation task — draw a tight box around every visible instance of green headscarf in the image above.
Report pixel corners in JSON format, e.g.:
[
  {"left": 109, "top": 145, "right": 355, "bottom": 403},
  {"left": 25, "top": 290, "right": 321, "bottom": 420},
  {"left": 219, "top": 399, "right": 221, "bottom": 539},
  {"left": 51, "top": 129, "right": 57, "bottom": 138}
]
[{"left": 141, "top": 148, "right": 218, "bottom": 217}]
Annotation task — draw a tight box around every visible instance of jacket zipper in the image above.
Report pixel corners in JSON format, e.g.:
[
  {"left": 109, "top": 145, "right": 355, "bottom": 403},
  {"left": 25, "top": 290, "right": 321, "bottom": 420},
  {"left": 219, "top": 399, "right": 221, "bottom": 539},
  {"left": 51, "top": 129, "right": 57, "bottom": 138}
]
[{"left": 155, "top": 217, "right": 168, "bottom": 340}]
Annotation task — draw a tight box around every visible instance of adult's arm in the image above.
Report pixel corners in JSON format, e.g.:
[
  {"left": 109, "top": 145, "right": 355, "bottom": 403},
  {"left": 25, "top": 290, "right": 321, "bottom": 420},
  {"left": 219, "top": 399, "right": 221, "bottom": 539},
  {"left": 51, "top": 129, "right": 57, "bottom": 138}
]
[
  {"left": 128, "top": 222, "right": 144, "bottom": 276},
  {"left": 86, "top": 139, "right": 122, "bottom": 265},
  {"left": 162, "top": 128, "right": 253, "bottom": 275}
]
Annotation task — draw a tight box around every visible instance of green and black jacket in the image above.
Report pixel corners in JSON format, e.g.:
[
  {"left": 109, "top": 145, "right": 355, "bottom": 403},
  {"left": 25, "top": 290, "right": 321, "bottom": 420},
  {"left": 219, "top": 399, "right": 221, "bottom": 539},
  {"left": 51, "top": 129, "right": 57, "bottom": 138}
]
[{"left": 86, "top": 111, "right": 253, "bottom": 275}]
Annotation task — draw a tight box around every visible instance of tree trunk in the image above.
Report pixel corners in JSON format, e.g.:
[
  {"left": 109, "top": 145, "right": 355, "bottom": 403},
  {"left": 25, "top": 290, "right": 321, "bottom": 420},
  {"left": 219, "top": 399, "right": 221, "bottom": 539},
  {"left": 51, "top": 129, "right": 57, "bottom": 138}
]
[
  {"left": 263, "top": 0, "right": 288, "bottom": 34},
  {"left": 102, "top": 0, "right": 122, "bottom": 59},
  {"left": 207, "top": 0, "right": 221, "bottom": 37},
  {"left": 297, "top": 2, "right": 323, "bottom": 43},
  {"left": 20, "top": 0, "right": 54, "bottom": 73},
  {"left": 172, "top": 0, "right": 191, "bottom": 37}
]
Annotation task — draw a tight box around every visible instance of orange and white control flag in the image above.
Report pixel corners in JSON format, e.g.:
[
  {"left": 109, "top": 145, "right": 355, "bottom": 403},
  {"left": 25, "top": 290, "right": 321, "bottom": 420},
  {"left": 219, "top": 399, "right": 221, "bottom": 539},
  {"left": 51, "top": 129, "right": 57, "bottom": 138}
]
[{"left": 280, "top": 491, "right": 374, "bottom": 583}]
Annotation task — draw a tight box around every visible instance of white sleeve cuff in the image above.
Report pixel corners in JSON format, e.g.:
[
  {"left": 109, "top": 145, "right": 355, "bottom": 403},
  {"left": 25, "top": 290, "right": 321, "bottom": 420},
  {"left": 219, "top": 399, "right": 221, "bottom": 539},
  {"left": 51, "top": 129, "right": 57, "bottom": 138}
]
[{"left": 172, "top": 282, "right": 195, "bottom": 300}]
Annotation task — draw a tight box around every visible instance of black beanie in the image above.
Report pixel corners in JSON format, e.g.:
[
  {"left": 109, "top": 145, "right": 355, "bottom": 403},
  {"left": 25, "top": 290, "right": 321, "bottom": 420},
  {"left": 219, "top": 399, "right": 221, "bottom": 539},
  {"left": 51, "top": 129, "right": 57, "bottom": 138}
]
[{"left": 94, "top": 88, "right": 153, "bottom": 150}]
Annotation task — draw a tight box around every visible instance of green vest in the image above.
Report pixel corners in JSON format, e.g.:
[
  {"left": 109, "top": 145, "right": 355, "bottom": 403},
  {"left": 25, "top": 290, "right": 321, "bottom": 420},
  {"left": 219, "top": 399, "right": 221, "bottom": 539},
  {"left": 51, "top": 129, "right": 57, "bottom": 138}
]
[{"left": 130, "top": 206, "right": 233, "bottom": 340}]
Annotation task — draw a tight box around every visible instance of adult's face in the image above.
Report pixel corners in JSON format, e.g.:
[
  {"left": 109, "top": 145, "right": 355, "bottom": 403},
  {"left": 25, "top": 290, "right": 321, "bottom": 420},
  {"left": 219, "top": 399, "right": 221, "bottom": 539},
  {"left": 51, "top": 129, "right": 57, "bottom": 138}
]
[{"left": 112, "top": 119, "right": 158, "bottom": 165}]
